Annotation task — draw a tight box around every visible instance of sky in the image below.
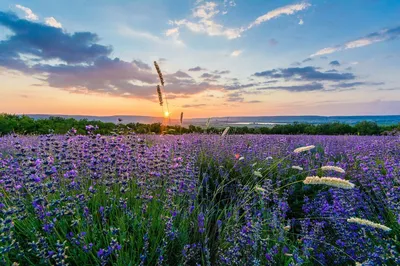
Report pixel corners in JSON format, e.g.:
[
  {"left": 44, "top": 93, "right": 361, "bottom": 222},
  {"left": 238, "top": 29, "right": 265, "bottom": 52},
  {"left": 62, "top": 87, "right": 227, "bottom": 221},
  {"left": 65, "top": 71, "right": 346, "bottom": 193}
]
[{"left": 0, "top": 0, "right": 399, "bottom": 118}]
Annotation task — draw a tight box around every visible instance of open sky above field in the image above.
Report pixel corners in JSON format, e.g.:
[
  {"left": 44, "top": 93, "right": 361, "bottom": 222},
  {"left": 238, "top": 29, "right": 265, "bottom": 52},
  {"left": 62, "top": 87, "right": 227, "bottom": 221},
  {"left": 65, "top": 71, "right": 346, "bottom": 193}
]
[{"left": 0, "top": 0, "right": 399, "bottom": 118}]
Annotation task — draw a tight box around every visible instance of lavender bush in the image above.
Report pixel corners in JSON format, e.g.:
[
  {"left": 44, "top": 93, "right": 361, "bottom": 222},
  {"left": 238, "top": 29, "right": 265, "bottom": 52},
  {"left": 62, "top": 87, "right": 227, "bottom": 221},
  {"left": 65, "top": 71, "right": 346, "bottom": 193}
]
[{"left": 0, "top": 130, "right": 399, "bottom": 265}]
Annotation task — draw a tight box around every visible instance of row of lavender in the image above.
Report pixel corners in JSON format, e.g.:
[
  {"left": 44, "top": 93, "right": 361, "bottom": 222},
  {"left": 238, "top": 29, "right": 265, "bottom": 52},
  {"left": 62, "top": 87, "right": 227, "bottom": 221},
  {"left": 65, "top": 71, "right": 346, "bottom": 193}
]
[{"left": 0, "top": 131, "right": 399, "bottom": 265}]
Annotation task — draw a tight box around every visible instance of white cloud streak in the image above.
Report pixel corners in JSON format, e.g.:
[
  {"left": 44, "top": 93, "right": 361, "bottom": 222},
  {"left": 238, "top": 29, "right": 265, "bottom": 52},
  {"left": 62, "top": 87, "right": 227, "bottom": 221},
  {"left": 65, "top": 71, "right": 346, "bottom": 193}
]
[
  {"left": 15, "top": 4, "right": 38, "bottom": 21},
  {"left": 167, "top": 1, "right": 310, "bottom": 40},
  {"left": 311, "top": 26, "right": 400, "bottom": 57},
  {"left": 247, "top": 2, "right": 311, "bottom": 29}
]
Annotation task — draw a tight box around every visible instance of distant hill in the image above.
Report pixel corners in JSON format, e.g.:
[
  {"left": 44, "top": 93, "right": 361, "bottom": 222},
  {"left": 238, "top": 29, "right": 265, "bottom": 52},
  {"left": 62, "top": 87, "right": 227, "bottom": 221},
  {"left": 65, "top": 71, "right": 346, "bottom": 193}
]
[
  {"left": 26, "top": 114, "right": 400, "bottom": 126},
  {"left": 28, "top": 114, "right": 179, "bottom": 124}
]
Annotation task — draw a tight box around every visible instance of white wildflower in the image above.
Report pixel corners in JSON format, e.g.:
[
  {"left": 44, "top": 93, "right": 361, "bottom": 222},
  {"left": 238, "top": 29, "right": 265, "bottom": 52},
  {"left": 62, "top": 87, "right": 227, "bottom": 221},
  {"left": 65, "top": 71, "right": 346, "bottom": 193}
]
[
  {"left": 265, "top": 156, "right": 273, "bottom": 160},
  {"left": 303, "top": 176, "right": 355, "bottom": 189},
  {"left": 347, "top": 217, "right": 391, "bottom": 232},
  {"left": 292, "top": 165, "right": 303, "bottom": 171},
  {"left": 293, "top": 145, "right": 315, "bottom": 153},
  {"left": 253, "top": 171, "right": 263, "bottom": 178},
  {"left": 321, "top": 165, "right": 346, "bottom": 174},
  {"left": 239, "top": 157, "right": 244, "bottom": 161},
  {"left": 283, "top": 225, "right": 291, "bottom": 231}
]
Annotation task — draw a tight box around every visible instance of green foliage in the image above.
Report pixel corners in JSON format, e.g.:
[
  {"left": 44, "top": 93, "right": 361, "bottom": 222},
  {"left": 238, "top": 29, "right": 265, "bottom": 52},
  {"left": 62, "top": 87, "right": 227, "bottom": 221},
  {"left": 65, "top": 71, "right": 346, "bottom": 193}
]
[{"left": 0, "top": 113, "right": 398, "bottom": 136}]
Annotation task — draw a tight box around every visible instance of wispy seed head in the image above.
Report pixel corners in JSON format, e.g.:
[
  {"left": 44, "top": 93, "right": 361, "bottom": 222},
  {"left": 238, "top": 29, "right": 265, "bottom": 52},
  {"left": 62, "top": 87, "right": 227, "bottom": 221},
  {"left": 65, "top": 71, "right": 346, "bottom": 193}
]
[
  {"left": 293, "top": 145, "right": 315, "bottom": 153},
  {"left": 303, "top": 176, "right": 355, "bottom": 189}
]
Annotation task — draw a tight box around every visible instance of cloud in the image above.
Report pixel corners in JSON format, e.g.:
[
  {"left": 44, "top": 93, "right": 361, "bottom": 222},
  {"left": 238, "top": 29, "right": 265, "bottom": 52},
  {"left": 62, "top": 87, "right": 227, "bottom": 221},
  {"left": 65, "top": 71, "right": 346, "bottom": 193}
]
[
  {"left": 247, "top": 2, "right": 311, "bottom": 29},
  {"left": 377, "top": 87, "right": 400, "bottom": 91},
  {"left": 335, "top": 81, "right": 384, "bottom": 88},
  {"left": 0, "top": 11, "right": 112, "bottom": 67},
  {"left": 15, "top": 4, "right": 38, "bottom": 21},
  {"left": 225, "top": 82, "right": 261, "bottom": 91},
  {"left": 226, "top": 92, "right": 244, "bottom": 102},
  {"left": 230, "top": 50, "right": 242, "bottom": 57},
  {"left": 167, "top": 70, "right": 193, "bottom": 79},
  {"left": 254, "top": 66, "right": 355, "bottom": 81},
  {"left": 164, "top": 27, "right": 184, "bottom": 45},
  {"left": 224, "top": 80, "right": 278, "bottom": 91},
  {"left": 200, "top": 72, "right": 221, "bottom": 79},
  {"left": 298, "top": 19, "right": 304, "bottom": 25},
  {"left": 269, "top": 38, "right": 278, "bottom": 46},
  {"left": 213, "top": 70, "right": 230, "bottom": 74},
  {"left": 182, "top": 104, "right": 207, "bottom": 108},
  {"left": 169, "top": 1, "right": 310, "bottom": 40},
  {"left": 188, "top": 66, "right": 206, "bottom": 71},
  {"left": 0, "top": 11, "right": 217, "bottom": 100},
  {"left": 118, "top": 25, "right": 161, "bottom": 42},
  {"left": 165, "top": 27, "right": 179, "bottom": 36},
  {"left": 45, "top": 17, "right": 62, "bottom": 28},
  {"left": 329, "top": 60, "right": 340, "bottom": 67},
  {"left": 132, "top": 59, "right": 151, "bottom": 70},
  {"left": 302, "top": 58, "right": 312, "bottom": 63},
  {"left": 311, "top": 25, "right": 400, "bottom": 57},
  {"left": 170, "top": 1, "right": 244, "bottom": 39},
  {"left": 257, "top": 82, "right": 324, "bottom": 92}
]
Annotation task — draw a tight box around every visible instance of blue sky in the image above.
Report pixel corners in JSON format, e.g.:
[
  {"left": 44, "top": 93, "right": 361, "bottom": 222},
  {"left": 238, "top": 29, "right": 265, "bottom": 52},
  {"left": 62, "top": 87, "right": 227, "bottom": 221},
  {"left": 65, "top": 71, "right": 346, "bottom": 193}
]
[{"left": 0, "top": 0, "right": 399, "bottom": 117}]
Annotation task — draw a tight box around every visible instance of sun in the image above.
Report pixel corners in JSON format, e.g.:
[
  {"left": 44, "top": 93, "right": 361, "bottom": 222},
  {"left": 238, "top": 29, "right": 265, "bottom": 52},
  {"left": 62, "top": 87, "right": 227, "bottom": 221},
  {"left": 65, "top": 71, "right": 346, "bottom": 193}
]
[{"left": 164, "top": 111, "right": 170, "bottom": 118}]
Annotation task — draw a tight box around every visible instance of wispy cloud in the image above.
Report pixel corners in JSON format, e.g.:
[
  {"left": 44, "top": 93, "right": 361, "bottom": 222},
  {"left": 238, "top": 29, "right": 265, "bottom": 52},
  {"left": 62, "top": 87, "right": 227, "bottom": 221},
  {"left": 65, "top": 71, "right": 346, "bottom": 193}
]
[
  {"left": 15, "top": 4, "right": 38, "bottom": 21},
  {"left": 329, "top": 60, "right": 340, "bottom": 67},
  {"left": 254, "top": 66, "right": 355, "bottom": 81},
  {"left": 188, "top": 66, "right": 207, "bottom": 71},
  {"left": 118, "top": 25, "right": 161, "bottom": 42},
  {"left": 168, "top": 1, "right": 310, "bottom": 40},
  {"left": 311, "top": 25, "right": 400, "bottom": 57},
  {"left": 247, "top": 2, "right": 311, "bottom": 29},
  {"left": 182, "top": 104, "right": 207, "bottom": 108},
  {"left": 298, "top": 18, "right": 304, "bottom": 25},
  {"left": 45, "top": 17, "right": 62, "bottom": 28},
  {"left": 165, "top": 27, "right": 184, "bottom": 45},
  {"left": 170, "top": 1, "right": 243, "bottom": 39},
  {"left": 230, "top": 50, "right": 242, "bottom": 57},
  {"left": 257, "top": 82, "right": 324, "bottom": 92}
]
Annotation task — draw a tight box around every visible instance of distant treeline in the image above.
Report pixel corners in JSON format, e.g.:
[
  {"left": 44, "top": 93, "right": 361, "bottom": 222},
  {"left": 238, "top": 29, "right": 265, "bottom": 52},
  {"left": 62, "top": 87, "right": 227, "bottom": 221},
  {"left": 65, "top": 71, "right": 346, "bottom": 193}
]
[{"left": 0, "top": 114, "right": 399, "bottom": 136}]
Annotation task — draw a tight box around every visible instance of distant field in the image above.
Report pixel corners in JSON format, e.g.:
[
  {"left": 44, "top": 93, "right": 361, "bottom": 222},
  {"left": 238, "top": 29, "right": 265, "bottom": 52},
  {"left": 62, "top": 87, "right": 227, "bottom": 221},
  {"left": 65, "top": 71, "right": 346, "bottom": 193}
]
[{"left": 1, "top": 133, "right": 399, "bottom": 265}]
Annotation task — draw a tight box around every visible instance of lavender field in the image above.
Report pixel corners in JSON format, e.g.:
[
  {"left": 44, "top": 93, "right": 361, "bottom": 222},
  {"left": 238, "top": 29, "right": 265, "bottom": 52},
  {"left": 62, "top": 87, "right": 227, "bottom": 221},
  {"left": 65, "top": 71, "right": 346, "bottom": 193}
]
[{"left": 0, "top": 131, "right": 399, "bottom": 265}]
